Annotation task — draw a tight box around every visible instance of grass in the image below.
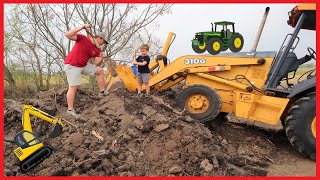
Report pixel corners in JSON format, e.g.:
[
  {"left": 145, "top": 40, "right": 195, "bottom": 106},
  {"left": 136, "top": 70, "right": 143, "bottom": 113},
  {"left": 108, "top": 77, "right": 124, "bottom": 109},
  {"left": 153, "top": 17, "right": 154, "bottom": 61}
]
[
  {"left": 5, "top": 74, "right": 99, "bottom": 99},
  {"left": 288, "top": 68, "right": 315, "bottom": 80}
]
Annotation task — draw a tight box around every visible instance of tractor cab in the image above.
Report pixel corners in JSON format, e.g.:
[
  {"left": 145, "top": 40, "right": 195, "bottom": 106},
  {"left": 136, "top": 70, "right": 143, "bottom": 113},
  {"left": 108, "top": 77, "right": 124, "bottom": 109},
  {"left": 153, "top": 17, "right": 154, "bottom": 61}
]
[
  {"left": 212, "top": 21, "right": 235, "bottom": 39},
  {"left": 264, "top": 4, "right": 316, "bottom": 97}
]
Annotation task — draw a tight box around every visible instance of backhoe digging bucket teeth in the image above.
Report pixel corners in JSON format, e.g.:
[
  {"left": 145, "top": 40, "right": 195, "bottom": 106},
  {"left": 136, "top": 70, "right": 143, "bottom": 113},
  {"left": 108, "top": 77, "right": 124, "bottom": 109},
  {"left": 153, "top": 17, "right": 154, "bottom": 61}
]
[
  {"left": 49, "top": 124, "right": 63, "bottom": 138},
  {"left": 20, "top": 145, "right": 52, "bottom": 172},
  {"left": 105, "top": 59, "right": 118, "bottom": 77}
]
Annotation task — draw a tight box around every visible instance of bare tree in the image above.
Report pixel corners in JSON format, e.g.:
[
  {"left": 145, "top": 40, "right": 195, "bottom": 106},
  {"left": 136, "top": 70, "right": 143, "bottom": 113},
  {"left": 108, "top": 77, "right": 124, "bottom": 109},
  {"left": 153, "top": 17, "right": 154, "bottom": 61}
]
[{"left": 4, "top": 3, "right": 172, "bottom": 95}]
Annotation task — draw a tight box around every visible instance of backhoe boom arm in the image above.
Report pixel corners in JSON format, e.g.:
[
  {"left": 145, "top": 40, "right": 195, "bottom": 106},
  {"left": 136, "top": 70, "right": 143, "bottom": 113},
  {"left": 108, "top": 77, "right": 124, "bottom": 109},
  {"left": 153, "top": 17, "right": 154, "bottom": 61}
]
[{"left": 22, "top": 105, "right": 63, "bottom": 133}]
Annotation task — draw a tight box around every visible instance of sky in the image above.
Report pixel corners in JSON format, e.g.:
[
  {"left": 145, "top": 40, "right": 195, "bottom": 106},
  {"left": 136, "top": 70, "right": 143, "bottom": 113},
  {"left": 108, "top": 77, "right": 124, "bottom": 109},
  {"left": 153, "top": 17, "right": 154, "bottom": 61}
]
[{"left": 153, "top": 4, "right": 316, "bottom": 63}]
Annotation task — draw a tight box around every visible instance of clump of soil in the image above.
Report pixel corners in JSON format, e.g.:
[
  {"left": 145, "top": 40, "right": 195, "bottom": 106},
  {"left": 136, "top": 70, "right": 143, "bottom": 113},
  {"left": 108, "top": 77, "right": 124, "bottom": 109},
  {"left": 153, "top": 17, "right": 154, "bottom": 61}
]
[{"left": 4, "top": 88, "right": 279, "bottom": 176}]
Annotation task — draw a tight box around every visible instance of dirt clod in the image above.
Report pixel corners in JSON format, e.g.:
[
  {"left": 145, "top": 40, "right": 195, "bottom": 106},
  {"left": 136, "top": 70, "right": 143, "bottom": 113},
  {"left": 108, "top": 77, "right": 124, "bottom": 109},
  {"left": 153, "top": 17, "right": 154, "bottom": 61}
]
[{"left": 154, "top": 124, "right": 170, "bottom": 132}]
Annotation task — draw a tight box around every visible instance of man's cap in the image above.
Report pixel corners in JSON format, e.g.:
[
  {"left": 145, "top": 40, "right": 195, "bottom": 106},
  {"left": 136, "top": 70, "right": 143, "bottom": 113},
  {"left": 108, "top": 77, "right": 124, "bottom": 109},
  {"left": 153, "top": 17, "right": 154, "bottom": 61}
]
[{"left": 96, "top": 32, "right": 109, "bottom": 44}]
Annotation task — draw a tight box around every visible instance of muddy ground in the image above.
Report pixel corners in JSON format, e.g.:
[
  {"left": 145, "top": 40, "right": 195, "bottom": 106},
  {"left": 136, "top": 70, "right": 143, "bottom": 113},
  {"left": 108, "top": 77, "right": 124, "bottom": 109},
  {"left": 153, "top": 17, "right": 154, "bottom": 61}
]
[{"left": 4, "top": 88, "right": 316, "bottom": 176}]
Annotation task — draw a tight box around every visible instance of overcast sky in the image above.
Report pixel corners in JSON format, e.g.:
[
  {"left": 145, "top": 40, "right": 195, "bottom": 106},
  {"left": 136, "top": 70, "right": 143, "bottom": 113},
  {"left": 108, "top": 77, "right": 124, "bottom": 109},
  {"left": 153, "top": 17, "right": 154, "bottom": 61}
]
[{"left": 153, "top": 4, "right": 316, "bottom": 63}]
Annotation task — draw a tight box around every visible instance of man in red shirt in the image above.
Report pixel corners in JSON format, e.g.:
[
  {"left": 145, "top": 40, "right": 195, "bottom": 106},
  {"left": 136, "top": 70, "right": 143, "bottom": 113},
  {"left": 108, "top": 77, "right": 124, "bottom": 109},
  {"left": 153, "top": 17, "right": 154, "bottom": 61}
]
[{"left": 64, "top": 24, "right": 109, "bottom": 118}]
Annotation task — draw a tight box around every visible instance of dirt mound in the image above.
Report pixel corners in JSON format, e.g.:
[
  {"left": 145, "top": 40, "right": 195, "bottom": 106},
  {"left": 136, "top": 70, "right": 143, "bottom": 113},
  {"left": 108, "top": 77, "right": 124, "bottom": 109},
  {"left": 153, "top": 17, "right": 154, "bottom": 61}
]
[{"left": 4, "top": 88, "right": 278, "bottom": 176}]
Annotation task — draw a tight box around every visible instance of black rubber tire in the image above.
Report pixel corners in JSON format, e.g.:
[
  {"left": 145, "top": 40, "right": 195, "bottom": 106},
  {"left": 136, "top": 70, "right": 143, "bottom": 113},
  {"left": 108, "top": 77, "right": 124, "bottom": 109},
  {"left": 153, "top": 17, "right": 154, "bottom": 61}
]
[
  {"left": 284, "top": 92, "right": 316, "bottom": 160},
  {"left": 206, "top": 37, "right": 223, "bottom": 55},
  {"left": 177, "top": 85, "right": 221, "bottom": 121},
  {"left": 228, "top": 33, "right": 244, "bottom": 53},
  {"left": 192, "top": 43, "right": 206, "bottom": 54}
]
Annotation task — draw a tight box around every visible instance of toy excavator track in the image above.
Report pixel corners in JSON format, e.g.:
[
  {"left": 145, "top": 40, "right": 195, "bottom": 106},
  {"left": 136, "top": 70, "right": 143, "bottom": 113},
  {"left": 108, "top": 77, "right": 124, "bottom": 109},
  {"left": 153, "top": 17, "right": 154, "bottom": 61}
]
[{"left": 20, "top": 145, "right": 52, "bottom": 172}]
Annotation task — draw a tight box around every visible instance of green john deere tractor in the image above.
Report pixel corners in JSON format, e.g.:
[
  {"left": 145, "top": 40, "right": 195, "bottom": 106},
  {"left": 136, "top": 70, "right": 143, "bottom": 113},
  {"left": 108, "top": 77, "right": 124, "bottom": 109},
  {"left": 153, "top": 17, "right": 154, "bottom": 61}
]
[{"left": 191, "top": 21, "right": 244, "bottom": 55}]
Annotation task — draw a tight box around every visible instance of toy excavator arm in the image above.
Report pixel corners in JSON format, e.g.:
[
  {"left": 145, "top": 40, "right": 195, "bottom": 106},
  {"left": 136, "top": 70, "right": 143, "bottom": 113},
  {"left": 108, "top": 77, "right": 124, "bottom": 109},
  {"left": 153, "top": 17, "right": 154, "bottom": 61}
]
[{"left": 22, "top": 105, "right": 63, "bottom": 138}]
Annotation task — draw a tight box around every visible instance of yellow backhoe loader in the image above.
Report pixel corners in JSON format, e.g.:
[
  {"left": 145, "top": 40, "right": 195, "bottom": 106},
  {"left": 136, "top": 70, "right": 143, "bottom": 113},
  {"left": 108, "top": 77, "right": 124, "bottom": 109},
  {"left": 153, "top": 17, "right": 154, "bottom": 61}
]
[
  {"left": 105, "top": 4, "right": 316, "bottom": 160},
  {"left": 13, "top": 105, "right": 64, "bottom": 171}
]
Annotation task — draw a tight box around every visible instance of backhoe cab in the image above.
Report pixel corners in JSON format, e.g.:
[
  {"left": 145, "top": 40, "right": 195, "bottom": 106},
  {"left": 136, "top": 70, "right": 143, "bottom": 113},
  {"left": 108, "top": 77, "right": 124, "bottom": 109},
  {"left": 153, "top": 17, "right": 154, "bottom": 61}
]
[{"left": 264, "top": 3, "right": 316, "bottom": 96}]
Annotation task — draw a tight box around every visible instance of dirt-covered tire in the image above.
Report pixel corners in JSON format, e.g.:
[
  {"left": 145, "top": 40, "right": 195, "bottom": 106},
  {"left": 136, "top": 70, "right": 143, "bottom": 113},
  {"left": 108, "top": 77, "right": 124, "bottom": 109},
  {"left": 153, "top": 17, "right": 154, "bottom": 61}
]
[
  {"left": 284, "top": 92, "right": 316, "bottom": 160},
  {"left": 228, "top": 33, "right": 244, "bottom": 53},
  {"left": 192, "top": 43, "right": 206, "bottom": 54},
  {"left": 206, "top": 37, "right": 223, "bottom": 55},
  {"left": 177, "top": 85, "right": 221, "bottom": 121}
]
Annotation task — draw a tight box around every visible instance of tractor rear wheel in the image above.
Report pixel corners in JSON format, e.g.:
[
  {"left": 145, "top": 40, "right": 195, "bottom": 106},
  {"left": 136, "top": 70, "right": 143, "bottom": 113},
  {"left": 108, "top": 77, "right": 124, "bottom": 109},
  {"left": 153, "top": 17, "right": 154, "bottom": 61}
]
[
  {"left": 206, "top": 37, "right": 223, "bottom": 55},
  {"left": 284, "top": 92, "right": 316, "bottom": 160},
  {"left": 177, "top": 85, "right": 221, "bottom": 121},
  {"left": 228, "top": 33, "right": 244, "bottom": 53},
  {"left": 192, "top": 43, "right": 206, "bottom": 54}
]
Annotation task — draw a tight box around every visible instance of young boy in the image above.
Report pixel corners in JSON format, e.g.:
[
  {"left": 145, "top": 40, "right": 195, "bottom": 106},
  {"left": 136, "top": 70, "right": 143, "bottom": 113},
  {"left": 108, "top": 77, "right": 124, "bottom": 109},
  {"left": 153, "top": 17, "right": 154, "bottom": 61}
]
[{"left": 132, "top": 44, "right": 151, "bottom": 96}]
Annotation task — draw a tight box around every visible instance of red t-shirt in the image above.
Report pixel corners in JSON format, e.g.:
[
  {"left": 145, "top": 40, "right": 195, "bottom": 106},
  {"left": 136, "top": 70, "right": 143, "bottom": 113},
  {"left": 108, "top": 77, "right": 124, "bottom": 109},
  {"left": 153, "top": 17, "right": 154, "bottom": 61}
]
[{"left": 64, "top": 34, "right": 100, "bottom": 67}]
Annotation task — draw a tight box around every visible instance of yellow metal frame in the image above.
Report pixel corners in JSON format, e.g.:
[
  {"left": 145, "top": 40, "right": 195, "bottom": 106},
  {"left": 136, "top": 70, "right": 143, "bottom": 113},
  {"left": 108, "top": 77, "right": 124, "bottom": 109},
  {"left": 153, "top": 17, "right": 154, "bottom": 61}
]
[
  {"left": 294, "top": 4, "right": 316, "bottom": 11},
  {"left": 14, "top": 143, "right": 44, "bottom": 161},
  {"left": 22, "top": 105, "right": 64, "bottom": 133}
]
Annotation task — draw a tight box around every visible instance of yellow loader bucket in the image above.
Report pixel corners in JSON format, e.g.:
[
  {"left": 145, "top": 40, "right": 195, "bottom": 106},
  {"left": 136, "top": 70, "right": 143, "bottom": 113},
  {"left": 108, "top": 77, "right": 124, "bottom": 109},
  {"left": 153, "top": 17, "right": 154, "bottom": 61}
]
[{"left": 105, "top": 65, "right": 138, "bottom": 92}]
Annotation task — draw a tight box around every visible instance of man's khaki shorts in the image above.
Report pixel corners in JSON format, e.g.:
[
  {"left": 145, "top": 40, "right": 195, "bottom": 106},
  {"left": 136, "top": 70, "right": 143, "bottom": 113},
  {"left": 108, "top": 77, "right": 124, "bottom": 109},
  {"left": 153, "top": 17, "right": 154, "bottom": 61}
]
[{"left": 64, "top": 63, "right": 99, "bottom": 86}]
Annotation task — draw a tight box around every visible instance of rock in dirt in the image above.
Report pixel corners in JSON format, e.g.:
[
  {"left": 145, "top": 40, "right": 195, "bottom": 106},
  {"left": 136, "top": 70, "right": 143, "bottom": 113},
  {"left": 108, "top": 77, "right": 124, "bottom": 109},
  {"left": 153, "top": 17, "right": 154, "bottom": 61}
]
[
  {"left": 200, "top": 159, "right": 213, "bottom": 172},
  {"left": 151, "top": 113, "right": 168, "bottom": 123},
  {"left": 211, "top": 157, "right": 219, "bottom": 169},
  {"left": 180, "top": 136, "right": 194, "bottom": 145},
  {"left": 116, "top": 164, "right": 131, "bottom": 172},
  {"left": 221, "top": 139, "right": 228, "bottom": 146},
  {"left": 184, "top": 116, "right": 196, "bottom": 123},
  {"left": 135, "top": 170, "right": 146, "bottom": 176},
  {"left": 65, "top": 132, "right": 84, "bottom": 147},
  {"left": 155, "top": 123, "right": 170, "bottom": 132},
  {"left": 169, "top": 165, "right": 183, "bottom": 174},
  {"left": 101, "top": 159, "right": 114, "bottom": 174},
  {"left": 142, "top": 106, "right": 157, "bottom": 118},
  {"left": 133, "top": 119, "right": 143, "bottom": 130}
]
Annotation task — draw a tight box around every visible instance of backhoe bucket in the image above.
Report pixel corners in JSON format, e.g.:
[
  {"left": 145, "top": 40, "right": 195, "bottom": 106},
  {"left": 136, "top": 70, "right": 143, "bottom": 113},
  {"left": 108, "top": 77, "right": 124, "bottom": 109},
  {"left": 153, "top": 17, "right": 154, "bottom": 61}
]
[
  {"left": 105, "top": 59, "right": 118, "bottom": 77},
  {"left": 106, "top": 75, "right": 125, "bottom": 92},
  {"left": 105, "top": 65, "right": 138, "bottom": 92},
  {"left": 49, "top": 124, "right": 63, "bottom": 138}
]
